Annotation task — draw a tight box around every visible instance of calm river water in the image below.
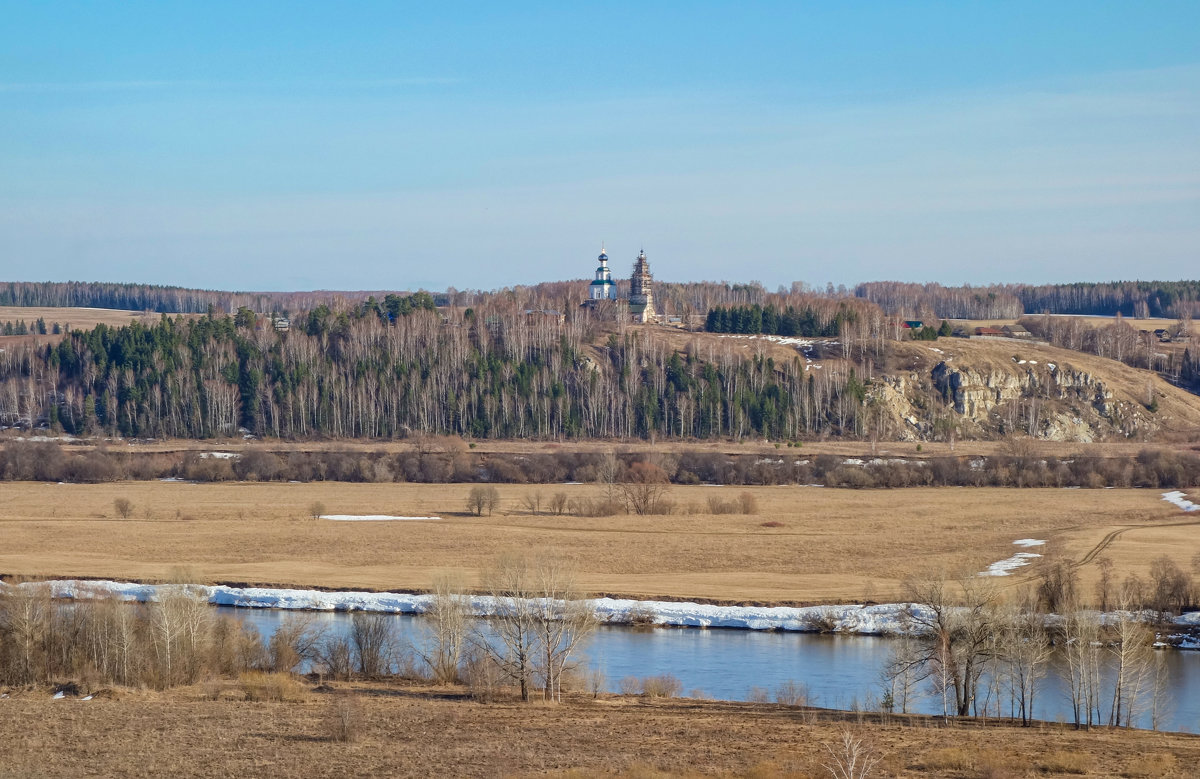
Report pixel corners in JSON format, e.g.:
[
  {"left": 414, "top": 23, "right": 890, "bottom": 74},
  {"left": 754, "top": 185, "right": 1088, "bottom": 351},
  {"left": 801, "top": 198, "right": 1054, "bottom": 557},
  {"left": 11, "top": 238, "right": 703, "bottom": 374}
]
[{"left": 224, "top": 607, "right": 1200, "bottom": 733}]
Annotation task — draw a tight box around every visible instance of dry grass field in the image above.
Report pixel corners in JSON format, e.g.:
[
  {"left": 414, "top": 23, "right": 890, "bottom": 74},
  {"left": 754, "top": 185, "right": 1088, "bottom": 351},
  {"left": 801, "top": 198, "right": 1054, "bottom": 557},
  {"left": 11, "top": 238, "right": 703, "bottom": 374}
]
[
  {"left": 1, "top": 481, "right": 1195, "bottom": 604},
  {"left": 963, "top": 315, "right": 1182, "bottom": 333},
  {"left": 0, "top": 682, "right": 1196, "bottom": 778},
  {"left": 0, "top": 306, "right": 189, "bottom": 352},
  {"left": 0, "top": 305, "right": 165, "bottom": 331}
]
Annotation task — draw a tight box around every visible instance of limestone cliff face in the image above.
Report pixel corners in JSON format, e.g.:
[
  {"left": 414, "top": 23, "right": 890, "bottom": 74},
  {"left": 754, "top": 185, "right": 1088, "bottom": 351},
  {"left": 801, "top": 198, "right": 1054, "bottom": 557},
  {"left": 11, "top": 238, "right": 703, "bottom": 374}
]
[{"left": 873, "top": 358, "right": 1149, "bottom": 442}]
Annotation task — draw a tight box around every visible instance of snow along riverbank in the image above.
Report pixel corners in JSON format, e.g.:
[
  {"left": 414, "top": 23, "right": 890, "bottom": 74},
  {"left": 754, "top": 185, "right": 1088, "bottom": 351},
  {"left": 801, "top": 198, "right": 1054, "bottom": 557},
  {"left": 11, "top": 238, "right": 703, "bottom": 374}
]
[
  {"left": 15, "top": 579, "right": 1200, "bottom": 643},
  {"left": 28, "top": 579, "right": 911, "bottom": 633}
]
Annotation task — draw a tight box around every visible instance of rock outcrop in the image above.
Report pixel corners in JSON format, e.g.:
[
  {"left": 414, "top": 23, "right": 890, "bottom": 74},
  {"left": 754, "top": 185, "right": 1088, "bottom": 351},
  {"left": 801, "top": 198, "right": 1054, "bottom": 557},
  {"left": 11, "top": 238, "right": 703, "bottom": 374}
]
[{"left": 872, "top": 355, "right": 1152, "bottom": 442}]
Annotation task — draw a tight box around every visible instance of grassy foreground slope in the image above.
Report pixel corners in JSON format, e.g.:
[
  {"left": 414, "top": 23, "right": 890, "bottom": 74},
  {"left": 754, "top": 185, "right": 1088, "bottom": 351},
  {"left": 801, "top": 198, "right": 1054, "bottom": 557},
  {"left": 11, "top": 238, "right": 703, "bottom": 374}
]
[
  {"left": 0, "top": 481, "right": 1193, "bottom": 603},
  {"left": 0, "top": 683, "right": 1195, "bottom": 778}
]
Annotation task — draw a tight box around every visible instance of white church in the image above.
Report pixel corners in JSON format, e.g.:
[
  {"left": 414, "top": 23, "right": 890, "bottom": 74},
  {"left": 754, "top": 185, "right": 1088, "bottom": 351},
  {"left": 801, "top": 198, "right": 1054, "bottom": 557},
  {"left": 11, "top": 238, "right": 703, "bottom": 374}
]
[{"left": 586, "top": 247, "right": 658, "bottom": 323}]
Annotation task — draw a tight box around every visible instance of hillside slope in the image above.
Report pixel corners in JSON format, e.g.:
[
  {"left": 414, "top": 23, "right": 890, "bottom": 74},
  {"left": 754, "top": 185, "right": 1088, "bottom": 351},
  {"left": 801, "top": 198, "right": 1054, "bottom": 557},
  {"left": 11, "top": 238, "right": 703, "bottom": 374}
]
[{"left": 877, "top": 337, "right": 1200, "bottom": 441}]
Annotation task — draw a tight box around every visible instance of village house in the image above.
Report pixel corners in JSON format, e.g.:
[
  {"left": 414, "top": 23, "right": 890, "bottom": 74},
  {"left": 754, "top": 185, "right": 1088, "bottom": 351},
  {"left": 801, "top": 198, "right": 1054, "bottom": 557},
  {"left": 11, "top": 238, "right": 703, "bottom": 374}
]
[{"left": 523, "top": 309, "right": 566, "bottom": 325}]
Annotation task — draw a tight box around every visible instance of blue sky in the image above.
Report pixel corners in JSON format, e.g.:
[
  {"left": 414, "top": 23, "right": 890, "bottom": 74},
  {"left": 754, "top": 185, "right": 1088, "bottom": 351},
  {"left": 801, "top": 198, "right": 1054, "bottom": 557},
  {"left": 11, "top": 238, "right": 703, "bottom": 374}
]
[{"left": 1, "top": 2, "right": 1197, "bottom": 291}]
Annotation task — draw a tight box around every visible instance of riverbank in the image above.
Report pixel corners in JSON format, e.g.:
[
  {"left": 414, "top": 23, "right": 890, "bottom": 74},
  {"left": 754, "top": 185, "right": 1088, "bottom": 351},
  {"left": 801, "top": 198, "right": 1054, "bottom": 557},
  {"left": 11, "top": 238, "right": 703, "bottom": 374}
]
[
  {"left": 1, "top": 680, "right": 1196, "bottom": 778},
  {"left": 24, "top": 578, "right": 1200, "bottom": 650}
]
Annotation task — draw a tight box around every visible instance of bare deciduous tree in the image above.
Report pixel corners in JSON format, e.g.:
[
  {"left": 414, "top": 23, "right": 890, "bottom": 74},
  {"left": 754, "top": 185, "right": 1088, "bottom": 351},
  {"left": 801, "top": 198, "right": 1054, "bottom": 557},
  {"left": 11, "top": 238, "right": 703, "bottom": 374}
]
[
  {"left": 521, "top": 491, "right": 543, "bottom": 515},
  {"left": 996, "top": 597, "right": 1051, "bottom": 726},
  {"left": 317, "top": 634, "right": 354, "bottom": 680},
  {"left": 822, "top": 728, "right": 882, "bottom": 779},
  {"left": 416, "top": 573, "right": 470, "bottom": 684},
  {"left": 617, "top": 462, "right": 672, "bottom": 515},
  {"left": 475, "top": 554, "right": 598, "bottom": 702},
  {"left": 268, "top": 613, "right": 327, "bottom": 673},
  {"left": 350, "top": 612, "right": 396, "bottom": 678},
  {"left": 530, "top": 557, "right": 598, "bottom": 702},
  {"left": 1094, "top": 556, "right": 1115, "bottom": 612},
  {"left": 899, "top": 575, "right": 999, "bottom": 717},
  {"left": 1063, "top": 608, "right": 1102, "bottom": 729},
  {"left": 466, "top": 485, "right": 500, "bottom": 516},
  {"left": 476, "top": 555, "right": 539, "bottom": 700}
]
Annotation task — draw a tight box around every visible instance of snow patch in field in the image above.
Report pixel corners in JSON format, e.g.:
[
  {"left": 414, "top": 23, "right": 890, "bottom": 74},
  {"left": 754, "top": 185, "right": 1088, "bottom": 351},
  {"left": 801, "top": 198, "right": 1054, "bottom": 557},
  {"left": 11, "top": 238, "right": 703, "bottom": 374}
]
[
  {"left": 1163, "top": 491, "right": 1200, "bottom": 512},
  {"left": 199, "top": 452, "right": 239, "bottom": 460},
  {"left": 52, "top": 691, "right": 65, "bottom": 700},
  {"left": 980, "top": 551, "right": 1042, "bottom": 576},
  {"left": 1012, "top": 539, "right": 1046, "bottom": 548},
  {"left": 320, "top": 515, "right": 441, "bottom": 522}
]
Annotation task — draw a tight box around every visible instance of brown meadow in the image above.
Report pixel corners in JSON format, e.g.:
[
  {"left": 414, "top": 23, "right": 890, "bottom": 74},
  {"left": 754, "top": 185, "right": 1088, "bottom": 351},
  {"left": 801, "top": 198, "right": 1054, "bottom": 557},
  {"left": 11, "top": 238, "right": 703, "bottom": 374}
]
[
  {"left": 0, "top": 682, "right": 1197, "bottom": 778},
  {"left": 0, "top": 481, "right": 1194, "bottom": 603}
]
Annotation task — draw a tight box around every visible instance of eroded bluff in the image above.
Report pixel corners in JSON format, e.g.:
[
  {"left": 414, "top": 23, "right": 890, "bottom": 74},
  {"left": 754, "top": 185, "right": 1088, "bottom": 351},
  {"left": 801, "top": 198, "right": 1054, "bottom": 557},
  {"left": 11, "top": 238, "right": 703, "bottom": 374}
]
[{"left": 871, "top": 359, "right": 1152, "bottom": 442}]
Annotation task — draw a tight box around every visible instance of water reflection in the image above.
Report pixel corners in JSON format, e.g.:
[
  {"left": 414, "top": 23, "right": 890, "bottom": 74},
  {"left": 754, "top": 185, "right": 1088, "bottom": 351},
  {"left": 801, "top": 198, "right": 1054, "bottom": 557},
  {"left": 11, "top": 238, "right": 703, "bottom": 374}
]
[{"left": 224, "top": 607, "right": 1199, "bottom": 733}]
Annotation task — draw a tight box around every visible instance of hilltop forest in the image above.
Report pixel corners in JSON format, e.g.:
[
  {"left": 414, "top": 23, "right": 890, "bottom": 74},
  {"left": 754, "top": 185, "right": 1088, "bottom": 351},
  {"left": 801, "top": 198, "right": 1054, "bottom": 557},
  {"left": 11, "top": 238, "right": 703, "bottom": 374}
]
[
  {"left": 6, "top": 278, "right": 1200, "bottom": 321},
  {"left": 2, "top": 278, "right": 1199, "bottom": 443},
  {"left": 0, "top": 294, "right": 886, "bottom": 441},
  {"left": 855, "top": 280, "right": 1200, "bottom": 320}
]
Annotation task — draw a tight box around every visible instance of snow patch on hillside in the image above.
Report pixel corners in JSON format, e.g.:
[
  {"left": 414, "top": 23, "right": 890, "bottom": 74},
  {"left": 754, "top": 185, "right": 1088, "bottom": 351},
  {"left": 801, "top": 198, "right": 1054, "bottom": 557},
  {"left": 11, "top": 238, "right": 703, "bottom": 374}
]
[{"left": 979, "top": 539, "right": 1046, "bottom": 576}]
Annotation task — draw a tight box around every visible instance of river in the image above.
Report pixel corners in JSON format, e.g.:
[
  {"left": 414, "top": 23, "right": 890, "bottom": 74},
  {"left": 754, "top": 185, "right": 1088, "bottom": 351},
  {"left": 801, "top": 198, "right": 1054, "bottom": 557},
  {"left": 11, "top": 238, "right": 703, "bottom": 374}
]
[{"left": 225, "top": 606, "right": 1200, "bottom": 733}]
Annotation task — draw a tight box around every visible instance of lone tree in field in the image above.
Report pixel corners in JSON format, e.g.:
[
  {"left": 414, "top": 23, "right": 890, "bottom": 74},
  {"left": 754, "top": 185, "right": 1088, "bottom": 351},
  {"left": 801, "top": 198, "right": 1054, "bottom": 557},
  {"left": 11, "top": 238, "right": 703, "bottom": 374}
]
[
  {"left": 617, "top": 461, "right": 671, "bottom": 515},
  {"left": 113, "top": 497, "right": 134, "bottom": 519},
  {"left": 308, "top": 501, "right": 326, "bottom": 519},
  {"left": 466, "top": 485, "right": 500, "bottom": 516}
]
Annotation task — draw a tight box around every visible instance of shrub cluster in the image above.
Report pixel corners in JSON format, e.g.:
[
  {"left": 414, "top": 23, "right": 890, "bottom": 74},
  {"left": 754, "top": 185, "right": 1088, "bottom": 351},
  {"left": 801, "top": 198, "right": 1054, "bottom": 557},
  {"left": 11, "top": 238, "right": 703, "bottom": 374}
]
[
  {"left": 0, "top": 585, "right": 422, "bottom": 692},
  {"left": 2, "top": 440, "right": 1200, "bottom": 489}
]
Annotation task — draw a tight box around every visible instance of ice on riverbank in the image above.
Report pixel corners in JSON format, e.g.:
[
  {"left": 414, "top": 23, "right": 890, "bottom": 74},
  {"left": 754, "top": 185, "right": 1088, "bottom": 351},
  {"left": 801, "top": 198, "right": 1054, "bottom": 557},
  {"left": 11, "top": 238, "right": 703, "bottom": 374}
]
[
  {"left": 18, "top": 579, "right": 1200, "bottom": 642},
  {"left": 27, "top": 579, "right": 915, "bottom": 634}
]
